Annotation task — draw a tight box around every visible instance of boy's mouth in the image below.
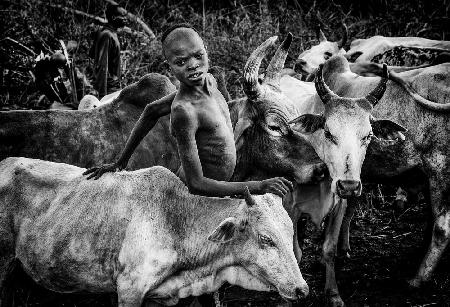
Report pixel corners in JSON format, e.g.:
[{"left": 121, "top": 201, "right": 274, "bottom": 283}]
[{"left": 187, "top": 71, "right": 203, "bottom": 80}]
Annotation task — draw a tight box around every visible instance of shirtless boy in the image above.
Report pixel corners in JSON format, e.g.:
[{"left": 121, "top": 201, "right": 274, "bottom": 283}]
[{"left": 84, "top": 24, "right": 292, "bottom": 197}]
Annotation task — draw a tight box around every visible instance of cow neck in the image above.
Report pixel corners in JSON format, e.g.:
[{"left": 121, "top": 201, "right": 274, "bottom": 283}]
[{"left": 176, "top": 196, "right": 243, "bottom": 263}]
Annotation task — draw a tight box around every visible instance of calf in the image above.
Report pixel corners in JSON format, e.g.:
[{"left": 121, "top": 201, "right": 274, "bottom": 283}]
[{"left": 0, "top": 157, "right": 308, "bottom": 306}]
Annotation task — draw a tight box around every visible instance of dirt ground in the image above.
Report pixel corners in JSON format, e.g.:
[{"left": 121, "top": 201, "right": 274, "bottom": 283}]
[{"left": 4, "top": 191, "right": 450, "bottom": 307}]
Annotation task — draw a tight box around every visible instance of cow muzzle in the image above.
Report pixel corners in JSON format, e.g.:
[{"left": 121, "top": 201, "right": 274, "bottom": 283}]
[
  {"left": 296, "top": 285, "right": 309, "bottom": 299},
  {"left": 336, "top": 179, "right": 362, "bottom": 198},
  {"left": 283, "top": 284, "right": 309, "bottom": 303}
]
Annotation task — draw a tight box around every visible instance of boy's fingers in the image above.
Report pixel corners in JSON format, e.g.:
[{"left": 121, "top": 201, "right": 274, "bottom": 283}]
[
  {"left": 94, "top": 170, "right": 104, "bottom": 180},
  {"left": 86, "top": 172, "right": 97, "bottom": 180},
  {"left": 280, "top": 177, "right": 294, "bottom": 191},
  {"left": 272, "top": 185, "right": 286, "bottom": 197},
  {"left": 83, "top": 167, "right": 97, "bottom": 175},
  {"left": 278, "top": 185, "right": 288, "bottom": 196}
]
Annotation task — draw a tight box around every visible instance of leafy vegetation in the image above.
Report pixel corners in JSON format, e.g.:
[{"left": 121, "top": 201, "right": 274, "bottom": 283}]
[
  {"left": 0, "top": 1, "right": 449, "bottom": 306},
  {"left": 1, "top": 0, "right": 448, "bottom": 109}
]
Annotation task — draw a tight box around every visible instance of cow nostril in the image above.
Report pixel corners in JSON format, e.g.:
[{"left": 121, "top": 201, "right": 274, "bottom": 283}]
[
  {"left": 296, "top": 59, "right": 307, "bottom": 66},
  {"left": 295, "top": 286, "right": 309, "bottom": 299},
  {"left": 337, "top": 180, "right": 360, "bottom": 192}
]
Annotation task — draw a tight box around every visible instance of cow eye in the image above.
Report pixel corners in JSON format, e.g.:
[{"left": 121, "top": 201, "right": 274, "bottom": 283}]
[
  {"left": 268, "top": 125, "right": 284, "bottom": 135},
  {"left": 259, "top": 234, "right": 276, "bottom": 247},
  {"left": 324, "top": 129, "right": 337, "bottom": 144},
  {"left": 324, "top": 51, "right": 332, "bottom": 59}
]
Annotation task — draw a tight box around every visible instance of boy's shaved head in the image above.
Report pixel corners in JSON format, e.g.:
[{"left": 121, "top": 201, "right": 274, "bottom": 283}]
[
  {"left": 161, "top": 23, "right": 198, "bottom": 43},
  {"left": 161, "top": 24, "right": 204, "bottom": 58}
]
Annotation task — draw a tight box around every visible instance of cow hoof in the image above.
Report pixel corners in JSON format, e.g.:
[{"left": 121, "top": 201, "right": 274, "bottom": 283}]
[
  {"left": 407, "top": 277, "right": 422, "bottom": 289},
  {"left": 337, "top": 249, "right": 351, "bottom": 259},
  {"left": 327, "top": 294, "right": 345, "bottom": 307}
]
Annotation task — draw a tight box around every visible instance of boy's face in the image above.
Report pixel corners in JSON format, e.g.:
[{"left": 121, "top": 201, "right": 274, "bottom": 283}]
[{"left": 164, "top": 28, "right": 209, "bottom": 87}]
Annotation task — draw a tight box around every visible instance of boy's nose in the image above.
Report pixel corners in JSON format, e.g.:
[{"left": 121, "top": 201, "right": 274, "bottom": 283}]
[
  {"left": 188, "top": 59, "right": 200, "bottom": 70},
  {"left": 188, "top": 63, "right": 200, "bottom": 70}
]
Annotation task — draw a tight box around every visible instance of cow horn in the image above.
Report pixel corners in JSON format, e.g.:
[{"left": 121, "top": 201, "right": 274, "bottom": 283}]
[
  {"left": 243, "top": 36, "right": 278, "bottom": 101},
  {"left": 243, "top": 186, "right": 257, "bottom": 207},
  {"left": 264, "top": 32, "right": 293, "bottom": 87},
  {"left": 365, "top": 64, "right": 389, "bottom": 107},
  {"left": 337, "top": 22, "right": 348, "bottom": 49},
  {"left": 315, "top": 64, "right": 339, "bottom": 105},
  {"left": 317, "top": 28, "right": 327, "bottom": 42}
]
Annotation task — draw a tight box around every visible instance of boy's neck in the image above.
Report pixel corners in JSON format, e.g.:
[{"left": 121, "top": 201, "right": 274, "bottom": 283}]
[{"left": 179, "top": 75, "right": 212, "bottom": 97}]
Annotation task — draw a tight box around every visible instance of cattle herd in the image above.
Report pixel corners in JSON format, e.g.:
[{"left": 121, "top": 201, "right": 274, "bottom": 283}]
[{"left": 0, "top": 24, "right": 449, "bottom": 307}]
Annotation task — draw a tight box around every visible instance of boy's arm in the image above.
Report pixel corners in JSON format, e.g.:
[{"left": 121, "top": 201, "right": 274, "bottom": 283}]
[
  {"left": 84, "top": 91, "right": 177, "bottom": 179},
  {"left": 172, "top": 106, "right": 292, "bottom": 197}
]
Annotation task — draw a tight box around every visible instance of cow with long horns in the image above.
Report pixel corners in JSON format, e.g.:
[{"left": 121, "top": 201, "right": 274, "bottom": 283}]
[
  {"left": 288, "top": 58, "right": 407, "bottom": 307},
  {"left": 291, "top": 62, "right": 406, "bottom": 199}
]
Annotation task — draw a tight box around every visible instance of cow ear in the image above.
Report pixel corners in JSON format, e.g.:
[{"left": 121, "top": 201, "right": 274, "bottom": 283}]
[
  {"left": 371, "top": 118, "right": 407, "bottom": 141},
  {"left": 234, "top": 117, "right": 253, "bottom": 152},
  {"left": 289, "top": 114, "right": 325, "bottom": 134},
  {"left": 208, "top": 217, "right": 238, "bottom": 243},
  {"left": 346, "top": 51, "right": 363, "bottom": 62}
]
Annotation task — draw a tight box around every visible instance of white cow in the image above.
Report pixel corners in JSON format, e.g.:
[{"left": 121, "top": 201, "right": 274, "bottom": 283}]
[
  {"left": 78, "top": 90, "right": 122, "bottom": 110},
  {"left": 346, "top": 35, "right": 450, "bottom": 63},
  {"left": 0, "top": 157, "right": 309, "bottom": 306},
  {"left": 282, "top": 55, "right": 450, "bottom": 306},
  {"left": 295, "top": 24, "right": 348, "bottom": 76}
]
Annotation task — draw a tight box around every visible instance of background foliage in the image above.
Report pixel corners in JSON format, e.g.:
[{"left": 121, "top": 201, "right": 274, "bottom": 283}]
[
  {"left": 1, "top": 0, "right": 449, "bottom": 109},
  {"left": 0, "top": 1, "right": 449, "bottom": 306}
]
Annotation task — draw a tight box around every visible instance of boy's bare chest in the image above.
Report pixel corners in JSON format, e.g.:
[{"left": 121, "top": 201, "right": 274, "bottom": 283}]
[{"left": 198, "top": 98, "right": 232, "bottom": 132}]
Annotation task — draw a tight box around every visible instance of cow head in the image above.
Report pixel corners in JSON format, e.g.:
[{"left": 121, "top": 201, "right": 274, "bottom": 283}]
[
  {"left": 290, "top": 59, "right": 406, "bottom": 198},
  {"left": 208, "top": 188, "right": 309, "bottom": 300},
  {"left": 295, "top": 24, "right": 348, "bottom": 77},
  {"left": 232, "top": 33, "right": 326, "bottom": 184}
]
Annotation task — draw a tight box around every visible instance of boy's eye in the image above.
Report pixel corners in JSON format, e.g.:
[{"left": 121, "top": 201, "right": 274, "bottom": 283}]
[
  {"left": 195, "top": 53, "right": 203, "bottom": 59},
  {"left": 175, "top": 59, "right": 186, "bottom": 66}
]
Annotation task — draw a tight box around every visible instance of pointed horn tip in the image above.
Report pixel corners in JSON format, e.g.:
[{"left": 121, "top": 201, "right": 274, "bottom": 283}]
[
  {"left": 268, "top": 36, "right": 278, "bottom": 45},
  {"left": 281, "top": 32, "right": 293, "bottom": 49},
  {"left": 243, "top": 186, "right": 256, "bottom": 207}
]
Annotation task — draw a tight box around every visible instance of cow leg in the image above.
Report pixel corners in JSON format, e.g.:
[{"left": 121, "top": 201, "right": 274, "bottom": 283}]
[
  {"left": 323, "top": 198, "right": 347, "bottom": 307},
  {"left": 293, "top": 214, "right": 308, "bottom": 265},
  {"left": 0, "top": 222, "right": 15, "bottom": 305},
  {"left": 338, "top": 198, "right": 356, "bottom": 258},
  {"left": 410, "top": 210, "right": 450, "bottom": 287},
  {"left": 409, "top": 181, "right": 450, "bottom": 288},
  {"left": 116, "top": 274, "right": 146, "bottom": 307}
]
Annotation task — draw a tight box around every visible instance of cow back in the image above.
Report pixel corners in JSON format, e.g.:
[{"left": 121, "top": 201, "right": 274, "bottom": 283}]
[{"left": 0, "top": 73, "right": 178, "bottom": 171}]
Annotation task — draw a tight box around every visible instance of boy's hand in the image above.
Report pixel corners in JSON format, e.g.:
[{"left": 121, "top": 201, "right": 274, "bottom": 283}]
[
  {"left": 260, "top": 177, "right": 293, "bottom": 197},
  {"left": 83, "top": 162, "right": 124, "bottom": 180}
]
